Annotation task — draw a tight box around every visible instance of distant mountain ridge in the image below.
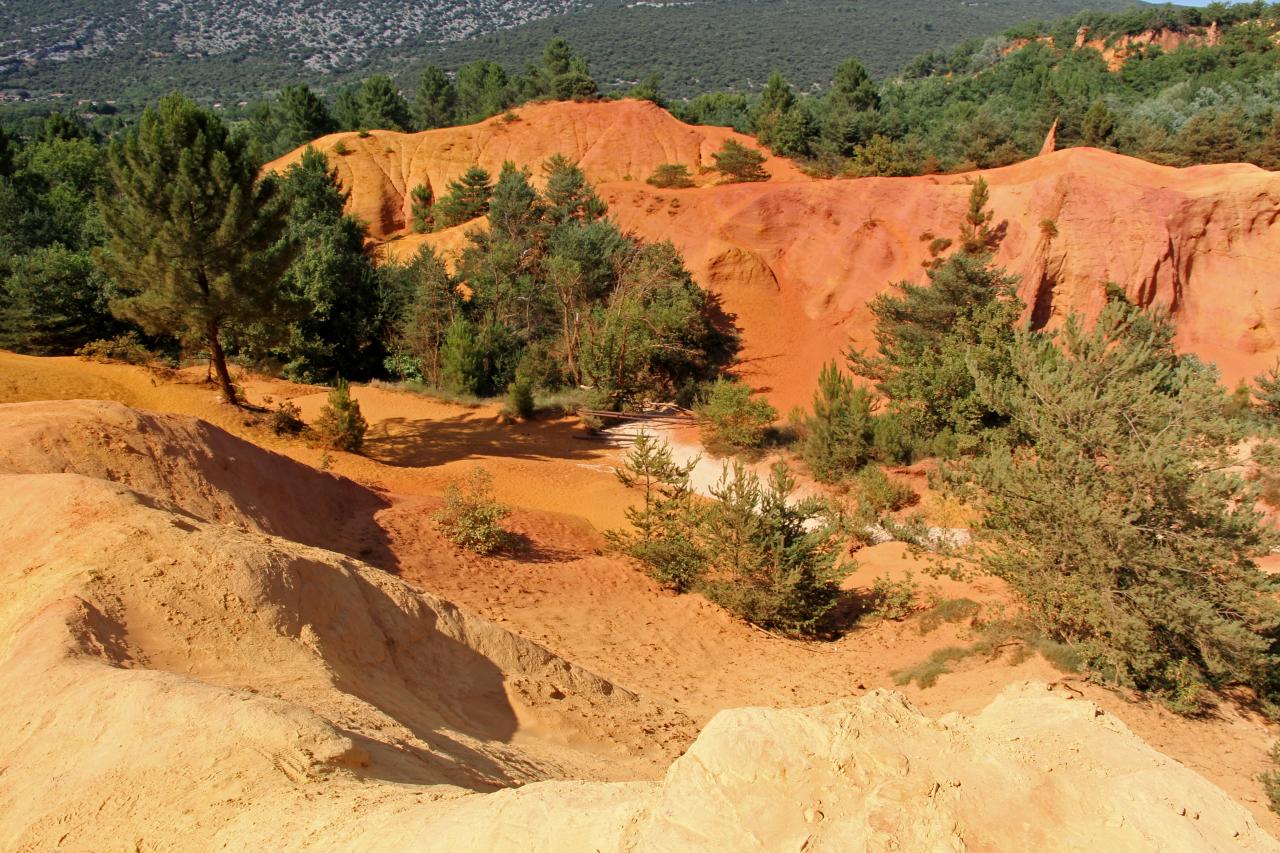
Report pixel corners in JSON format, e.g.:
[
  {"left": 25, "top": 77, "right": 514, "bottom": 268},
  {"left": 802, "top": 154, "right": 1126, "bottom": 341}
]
[{"left": 1, "top": 0, "right": 1129, "bottom": 104}]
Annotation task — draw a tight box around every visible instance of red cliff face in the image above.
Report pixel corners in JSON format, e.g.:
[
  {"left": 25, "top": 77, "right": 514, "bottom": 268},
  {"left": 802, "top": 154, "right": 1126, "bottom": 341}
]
[{"left": 271, "top": 101, "right": 1280, "bottom": 411}]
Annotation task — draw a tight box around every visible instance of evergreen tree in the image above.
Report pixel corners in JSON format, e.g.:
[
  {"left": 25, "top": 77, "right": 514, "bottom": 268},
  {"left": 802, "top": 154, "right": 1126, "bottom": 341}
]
[
  {"left": 314, "top": 377, "right": 367, "bottom": 452},
  {"left": 383, "top": 246, "right": 458, "bottom": 384},
  {"left": 1254, "top": 360, "right": 1280, "bottom": 419},
  {"left": 701, "top": 461, "right": 845, "bottom": 635},
  {"left": 434, "top": 165, "right": 494, "bottom": 227},
  {"left": 1081, "top": 98, "right": 1115, "bottom": 148},
  {"left": 1177, "top": 110, "right": 1246, "bottom": 166},
  {"left": 828, "top": 57, "right": 879, "bottom": 113},
  {"left": 0, "top": 244, "right": 120, "bottom": 353},
  {"left": 413, "top": 65, "right": 458, "bottom": 130},
  {"left": 543, "top": 154, "right": 606, "bottom": 224},
  {"left": 712, "top": 139, "right": 769, "bottom": 182},
  {"left": 98, "top": 94, "right": 292, "bottom": 404},
  {"left": 963, "top": 296, "right": 1280, "bottom": 711},
  {"left": 276, "top": 85, "right": 336, "bottom": 152},
  {"left": 487, "top": 162, "right": 543, "bottom": 241},
  {"left": 260, "top": 147, "right": 387, "bottom": 381},
  {"left": 410, "top": 183, "right": 434, "bottom": 233},
  {"left": 628, "top": 73, "right": 665, "bottom": 107},
  {"left": 456, "top": 60, "right": 510, "bottom": 122},
  {"left": 440, "top": 315, "right": 485, "bottom": 395},
  {"left": 608, "top": 431, "right": 705, "bottom": 590},
  {"left": 332, "top": 87, "right": 362, "bottom": 131},
  {"left": 358, "top": 75, "right": 413, "bottom": 131},
  {"left": 754, "top": 72, "right": 797, "bottom": 126},
  {"left": 802, "top": 361, "right": 874, "bottom": 482}
]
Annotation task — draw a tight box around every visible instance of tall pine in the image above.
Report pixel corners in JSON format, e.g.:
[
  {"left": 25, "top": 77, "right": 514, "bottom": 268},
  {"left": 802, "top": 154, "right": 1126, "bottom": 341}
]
[{"left": 98, "top": 94, "right": 292, "bottom": 404}]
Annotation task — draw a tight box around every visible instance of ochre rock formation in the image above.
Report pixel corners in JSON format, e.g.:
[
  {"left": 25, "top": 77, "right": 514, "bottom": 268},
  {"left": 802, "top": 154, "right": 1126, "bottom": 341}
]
[{"left": 271, "top": 100, "right": 1280, "bottom": 411}]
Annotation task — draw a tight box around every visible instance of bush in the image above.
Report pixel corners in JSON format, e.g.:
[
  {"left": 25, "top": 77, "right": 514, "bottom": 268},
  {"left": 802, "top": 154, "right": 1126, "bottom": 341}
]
[
  {"left": 695, "top": 378, "right": 778, "bottom": 455},
  {"left": 434, "top": 468, "right": 511, "bottom": 555},
  {"left": 699, "top": 461, "right": 846, "bottom": 635},
  {"left": 647, "top": 163, "right": 694, "bottom": 188},
  {"left": 75, "top": 332, "right": 152, "bottom": 365},
  {"left": 870, "top": 411, "right": 917, "bottom": 464},
  {"left": 410, "top": 183, "right": 433, "bottom": 232},
  {"left": 1263, "top": 742, "right": 1280, "bottom": 816},
  {"left": 853, "top": 466, "right": 917, "bottom": 515},
  {"left": 313, "top": 378, "right": 367, "bottom": 452},
  {"left": 332, "top": 140, "right": 351, "bottom": 156},
  {"left": 507, "top": 374, "right": 535, "bottom": 419},
  {"left": 712, "top": 139, "right": 769, "bottom": 182},
  {"left": 917, "top": 597, "right": 980, "bottom": 634},
  {"left": 268, "top": 399, "right": 305, "bottom": 435},
  {"left": 607, "top": 432, "right": 706, "bottom": 591},
  {"left": 865, "top": 573, "right": 918, "bottom": 621},
  {"left": 802, "top": 361, "right": 873, "bottom": 482}
]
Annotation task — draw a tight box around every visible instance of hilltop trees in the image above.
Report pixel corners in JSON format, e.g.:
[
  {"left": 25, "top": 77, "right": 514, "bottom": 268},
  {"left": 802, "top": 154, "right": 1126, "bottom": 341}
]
[
  {"left": 357, "top": 75, "right": 413, "bottom": 132},
  {"left": 413, "top": 65, "right": 458, "bottom": 130},
  {"left": 98, "top": 94, "right": 292, "bottom": 404},
  {"left": 433, "top": 165, "right": 494, "bottom": 228},
  {"left": 712, "top": 139, "right": 769, "bottom": 182}
]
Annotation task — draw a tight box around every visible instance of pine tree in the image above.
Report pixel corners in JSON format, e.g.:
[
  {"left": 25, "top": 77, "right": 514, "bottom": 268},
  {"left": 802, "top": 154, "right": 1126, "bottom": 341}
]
[
  {"left": 712, "top": 139, "right": 769, "bottom": 183},
  {"left": 440, "top": 315, "right": 485, "bottom": 395},
  {"left": 543, "top": 154, "right": 606, "bottom": 224},
  {"left": 455, "top": 60, "right": 510, "bottom": 123},
  {"left": 964, "top": 296, "right": 1280, "bottom": 711},
  {"left": 1254, "top": 360, "right": 1280, "bottom": 418},
  {"left": 410, "top": 183, "right": 434, "bottom": 233},
  {"left": 98, "top": 94, "right": 292, "bottom": 404},
  {"left": 1081, "top": 98, "right": 1115, "bottom": 148},
  {"left": 358, "top": 75, "right": 412, "bottom": 131},
  {"left": 314, "top": 377, "right": 368, "bottom": 452},
  {"left": 413, "top": 65, "right": 458, "bottom": 130},
  {"left": 802, "top": 361, "right": 874, "bottom": 482},
  {"left": 434, "top": 165, "right": 493, "bottom": 227},
  {"left": 277, "top": 85, "right": 336, "bottom": 150},
  {"left": 608, "top": 431, "right": 705, "bottom": 591},
  {"left": 828, "top": 57, "right": 879, "bottom": 113},
  {"left": 487, "top": 162, "right": 543, "bottom": 240}
]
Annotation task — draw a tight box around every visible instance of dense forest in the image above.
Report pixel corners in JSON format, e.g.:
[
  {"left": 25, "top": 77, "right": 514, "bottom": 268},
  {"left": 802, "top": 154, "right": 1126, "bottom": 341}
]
[{"left": 0, "top": 0, "right": 1122, "bottom": 105}]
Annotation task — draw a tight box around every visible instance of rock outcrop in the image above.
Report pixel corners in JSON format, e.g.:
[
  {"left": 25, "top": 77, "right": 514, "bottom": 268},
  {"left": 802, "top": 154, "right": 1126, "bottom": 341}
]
[{"left": 270, "top": 100, "right": 1280, "bottom": 410}]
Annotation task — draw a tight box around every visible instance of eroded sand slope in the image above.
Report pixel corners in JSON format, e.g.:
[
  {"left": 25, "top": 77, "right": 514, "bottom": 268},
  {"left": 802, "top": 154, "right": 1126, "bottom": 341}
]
[
  {"left": 0, "top": 400, "right": 1276, "bottom": 849},
  {"left": 269, "top": 100, "right": 1280, "bottom": 409}
]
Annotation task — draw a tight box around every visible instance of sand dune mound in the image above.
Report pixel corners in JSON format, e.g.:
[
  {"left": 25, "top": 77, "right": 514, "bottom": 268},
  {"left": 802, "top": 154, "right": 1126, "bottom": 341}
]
[
  {"left": 274, "top": 100, "right": 1280, "bottom": 409},
  {"left": 0, "top": 399, "right": 391, "bottom": 563}
]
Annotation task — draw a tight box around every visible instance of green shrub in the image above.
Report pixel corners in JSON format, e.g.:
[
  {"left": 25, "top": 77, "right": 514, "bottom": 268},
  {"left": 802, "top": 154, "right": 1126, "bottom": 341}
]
[
  {"left": 853, "top": 466, "right": 916, "bottom": 515},
  {"left": 695, "top": 378, "right": 778, "bottom": 455},
  {"left": 268, "top": 399, "right": 305, "bottom": 435},
  {"left": 507, "top": 374, "right": 535, "bottom": 419},
  {"left": 893, "top": 646, "right": 969, "bottom": 688},
  {"left": 332, "top": 140, "right": 351, "bottom": 156},
  {"left": 802, "top": 361, "right": 874, "bottom": 482},
  {"left": 865, "top": 573, "right": 918, "bottom": 621},
  {"left": 917, "top": 597, "right": 980, "bottom": 634},
  {"left": 608, "top": 432, "right": 706, "bottom": 591},
  {"left": 712, "top": 139, "right": 769, "bottom": 183},
  {"left": 647, "top": 163, "right": 695, "bottom": 188},
  {"left": 1263, "top": 742, "right": 1280, "bottom": 816},
  {"left": 313, "top": 378, "right": 367, "bottom": 452},
  {"left": 700, "top": 461, "right": 845, "bottom": 635},
  {"left": 75, "top": 332, "right": 151, "bottom": 365},
  {"left": 870, "top": 412, "right": 917, "bottom": 464},
  {"left": 410, "top": 183, "right": 434, "bottom": 233},
  {"left": 434, "top": 468, "right": 511, "bottom": 555}
]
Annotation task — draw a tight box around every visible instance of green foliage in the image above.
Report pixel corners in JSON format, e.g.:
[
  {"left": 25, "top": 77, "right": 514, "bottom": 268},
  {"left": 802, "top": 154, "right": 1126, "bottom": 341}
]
[
  {"left": 646, "top": 163, "right": 694, "bottom": 188},
  {"left": 712, "top": 139, "right": 769, "bottom": 183},
  {"left": 802, "top": 361, "right": 874, "bottom": 482},
  {"left": 849, "top": 181, "right": 1021, "bottom": 446},
  {"left": 959, "top": 295, "right": 1280, "bottom": 712},
  {"left": 1264, "top": 742, "right": 1280, "bottom": 816},
  {"left": 1254, "top": 360, "right": 1280, "bottom": 419},
  {"left": 434, "top": 165, "right": 493, "bottom": 228},
  {"left": 543, "top": 154, "right": 606, "bottom": 223},
  {"left": 75, "top": 331, "right": 152, "bottom": 365},
  {"left": 382, "top": 246, "right": 460, "bottom": 385},
  {"left": 864, "top": 573, "right": 919, "bottom": 621},
  {"left": 410, "top": 183, "right": 434, "bottom": 233},
  {"left": 893, "top": 645, "right": 970, "bottom": 688},
  {"left": 917, "top": 597, "right": 981, "bottom": 634},
  {"left": 267, "top": 398, "right": 305, "bottom": 435},
  {"left": 695, "top": 378, "right": 778, "bottom": 455},
  {"left": 507, "top": 374, "right": 535, "bottom": 419},
  {"left": 433, "top": 468, "right": 512, "bottom": 555},
  {"left": 413, "top": 65, "right": 458, "bottom": 130},
  {"left": 608, "top": 431, "right": 706, "bottom": 591},
  {"left": 455, "top": 60, "right": 512, "bottom": 123},
  {"left": 699, "top": 461, "right": 846, "bottom": 635},
  {"left": 439, "top": 315, "right": 486, "bottom": 396},
  {"left": 0, "top": 243, "right": 119, "bottom": 353},
  {"left": 314, "top": 378, "right": 368, "bottom": 452},
  {"left": 98, "top": 94, "right": 292, "bottom": 404},
  {"left": 853, "top": 465, "right": 917, "bottom": 516},
  {"left": 357, "top": 75, "right": 412, "bottom": 131}
]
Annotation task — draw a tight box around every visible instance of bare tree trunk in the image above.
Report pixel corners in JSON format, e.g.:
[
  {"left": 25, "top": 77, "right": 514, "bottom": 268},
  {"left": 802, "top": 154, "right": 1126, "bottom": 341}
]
[{"left": 207, "top": 319, "right": 237, "bottom": 405}]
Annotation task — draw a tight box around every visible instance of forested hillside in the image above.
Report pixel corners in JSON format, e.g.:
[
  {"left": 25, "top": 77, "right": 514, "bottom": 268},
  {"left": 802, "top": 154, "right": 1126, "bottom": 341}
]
[{"left": 0, "top": 0, "right": 1123, "bottom": 104}]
